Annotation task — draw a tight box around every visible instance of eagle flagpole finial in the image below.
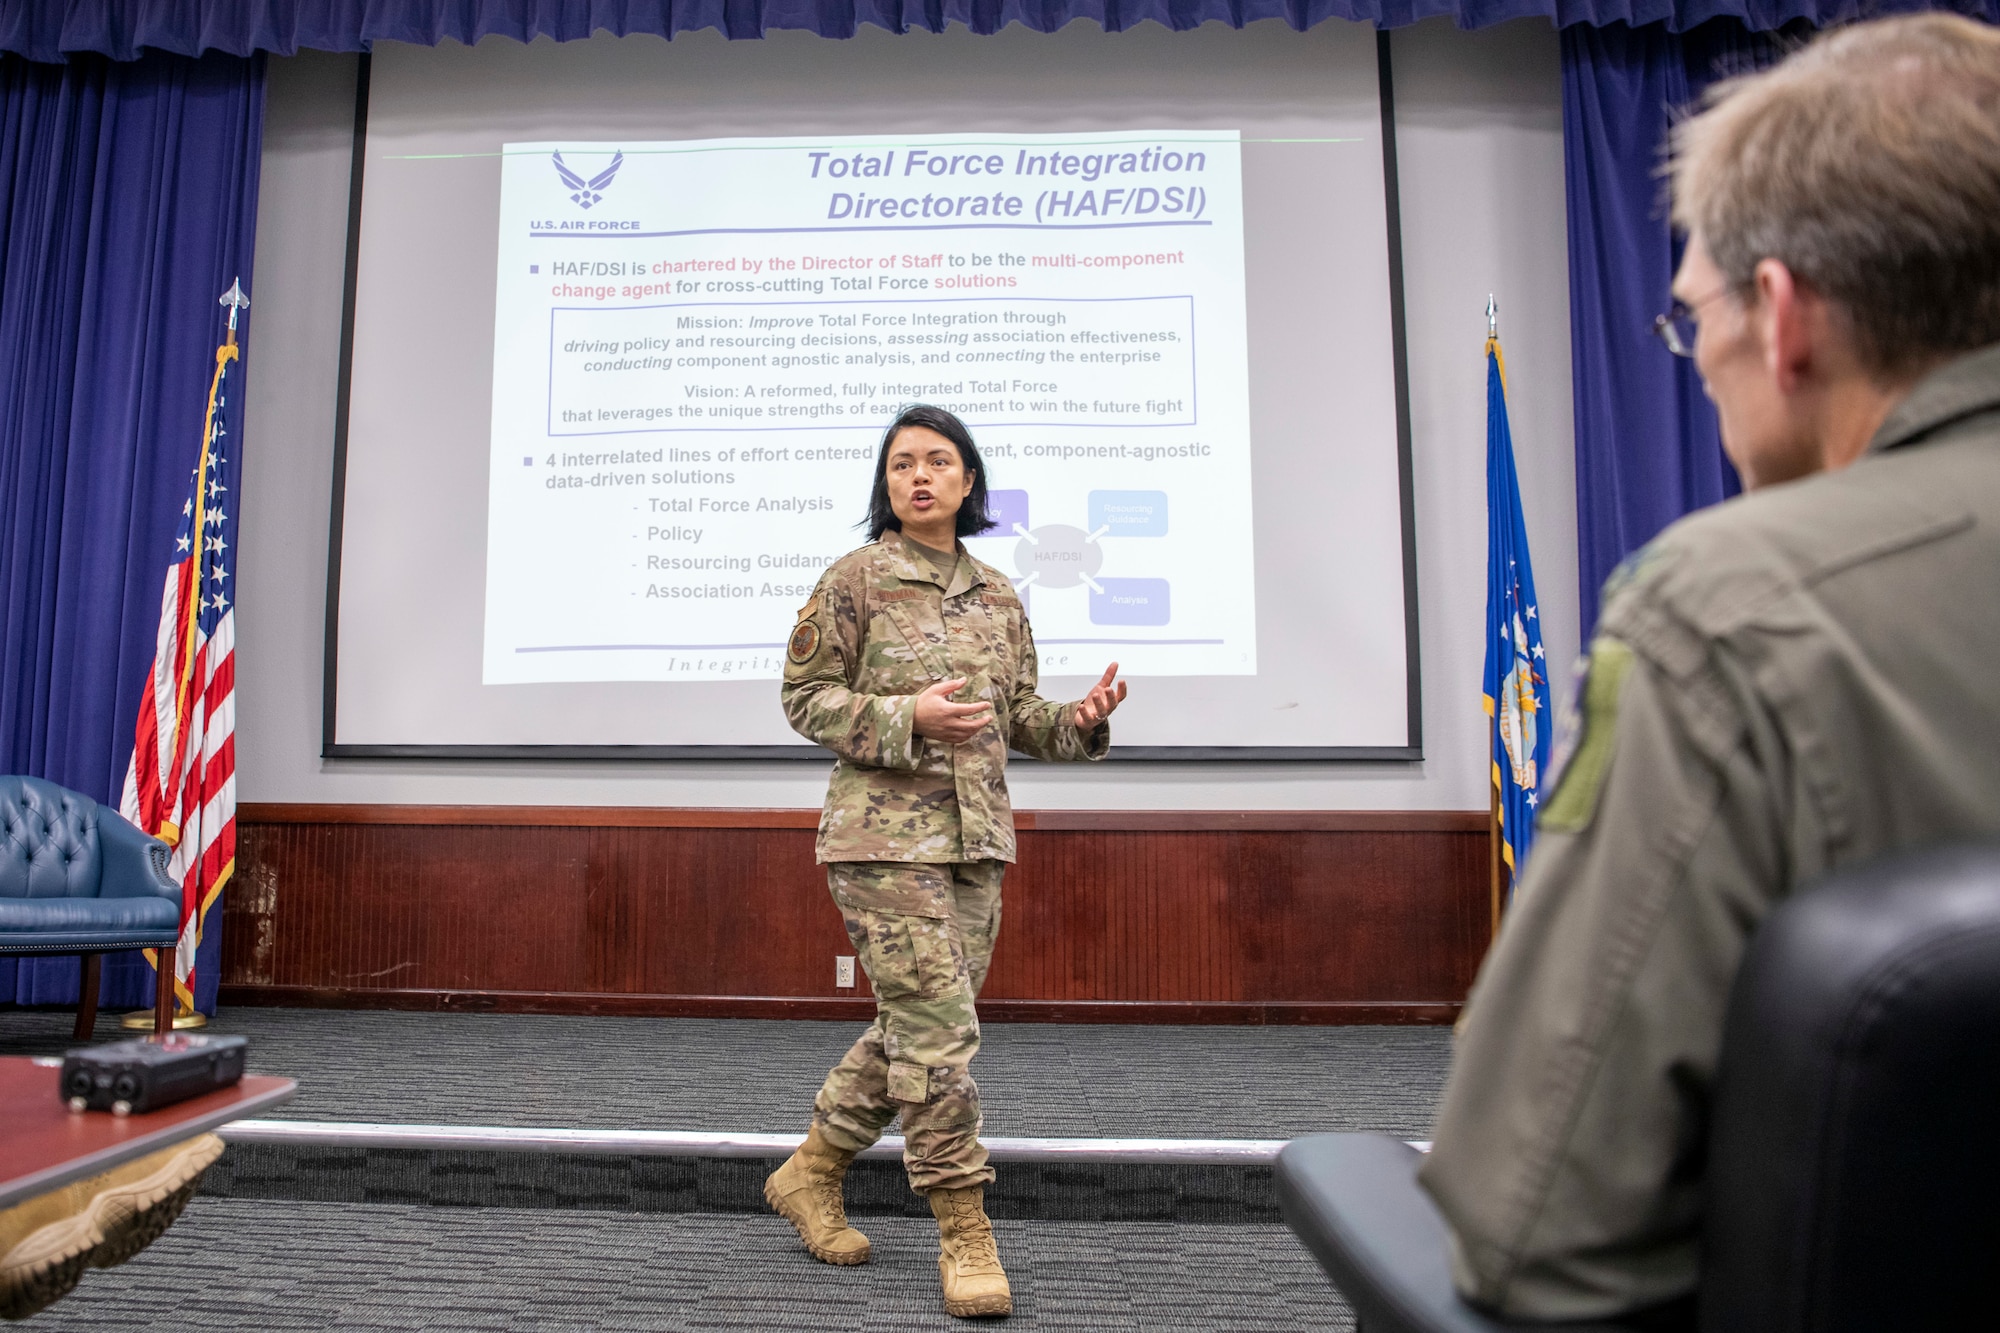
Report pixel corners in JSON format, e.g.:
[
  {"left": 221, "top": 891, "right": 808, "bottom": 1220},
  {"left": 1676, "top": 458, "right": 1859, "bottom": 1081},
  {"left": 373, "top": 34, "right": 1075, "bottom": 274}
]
[{"left": 219, "top": 278, "right": 250, "bottom": 345}]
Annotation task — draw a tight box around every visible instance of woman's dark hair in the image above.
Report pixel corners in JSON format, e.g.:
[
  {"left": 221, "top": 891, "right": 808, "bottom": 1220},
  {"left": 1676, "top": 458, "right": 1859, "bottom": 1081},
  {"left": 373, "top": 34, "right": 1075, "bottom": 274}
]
[{"left": 863, "top": 404, "right": 996, "bottom": 541}]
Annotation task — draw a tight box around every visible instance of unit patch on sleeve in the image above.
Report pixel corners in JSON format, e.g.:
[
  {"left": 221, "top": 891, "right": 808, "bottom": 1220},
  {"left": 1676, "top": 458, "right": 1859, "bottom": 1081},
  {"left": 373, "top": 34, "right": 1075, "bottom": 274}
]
[
  {"left": 787, "top": 596, "right": 823, "bottom": 665},
  {"left": 1538, "top": 637, "right": 1635, "bottom": 834}
]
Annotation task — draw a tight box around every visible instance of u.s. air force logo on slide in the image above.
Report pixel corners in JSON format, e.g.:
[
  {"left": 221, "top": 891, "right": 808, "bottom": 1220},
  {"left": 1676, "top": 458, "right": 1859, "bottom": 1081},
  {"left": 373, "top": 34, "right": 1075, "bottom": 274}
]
[
  {"left": 552, "top": 150, "right": 623, "bottom": 210},
  {"left": 788, "top": 596, "right": 822, "bottom": 664}
]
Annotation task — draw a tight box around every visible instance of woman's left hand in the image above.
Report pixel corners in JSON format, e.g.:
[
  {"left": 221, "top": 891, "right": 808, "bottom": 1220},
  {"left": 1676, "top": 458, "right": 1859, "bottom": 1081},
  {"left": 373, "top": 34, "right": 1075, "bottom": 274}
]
[{"left": 1073, "top": 662, "right": 1128, "bottom": 730}]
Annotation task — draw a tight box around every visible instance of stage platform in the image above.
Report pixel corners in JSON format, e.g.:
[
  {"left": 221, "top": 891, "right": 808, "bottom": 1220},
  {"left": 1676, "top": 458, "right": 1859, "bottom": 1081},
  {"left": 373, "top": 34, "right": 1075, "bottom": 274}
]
[
  {"left": 2, "top": 1006, "right": 1448, "bottom": 1329},
  {"left": 0, "top": 1006, "right": 1451, "bottom": 1138}
]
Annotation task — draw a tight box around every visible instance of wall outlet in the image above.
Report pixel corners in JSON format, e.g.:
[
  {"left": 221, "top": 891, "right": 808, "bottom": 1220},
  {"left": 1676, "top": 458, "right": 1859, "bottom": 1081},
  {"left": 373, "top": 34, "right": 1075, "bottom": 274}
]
[{"left": 835, "top": 956, "right": 856, "bottom": 988}]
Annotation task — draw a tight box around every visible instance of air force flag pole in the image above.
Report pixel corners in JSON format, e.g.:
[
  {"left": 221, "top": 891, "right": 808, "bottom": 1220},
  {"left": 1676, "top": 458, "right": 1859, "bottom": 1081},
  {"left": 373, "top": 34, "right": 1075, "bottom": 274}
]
[
  {"left": 119, "top": 279, "right": 246, "bottom": 1027},
  {"left": 1482, "top": 300, "right": 1550, "bottom": 933}
]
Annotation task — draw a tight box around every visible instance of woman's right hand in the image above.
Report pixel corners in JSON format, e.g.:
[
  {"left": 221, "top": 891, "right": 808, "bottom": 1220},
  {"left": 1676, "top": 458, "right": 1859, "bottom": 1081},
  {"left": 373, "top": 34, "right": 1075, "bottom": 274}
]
[{"left": 912, "top": 677, "right": 993, "bottom": 743}]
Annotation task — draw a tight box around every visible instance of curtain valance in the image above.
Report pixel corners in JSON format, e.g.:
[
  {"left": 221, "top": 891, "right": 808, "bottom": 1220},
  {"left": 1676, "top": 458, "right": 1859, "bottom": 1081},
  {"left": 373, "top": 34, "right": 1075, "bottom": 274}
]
[{"left": 6, "top": 0, "right": 1995, "bottom": 62}]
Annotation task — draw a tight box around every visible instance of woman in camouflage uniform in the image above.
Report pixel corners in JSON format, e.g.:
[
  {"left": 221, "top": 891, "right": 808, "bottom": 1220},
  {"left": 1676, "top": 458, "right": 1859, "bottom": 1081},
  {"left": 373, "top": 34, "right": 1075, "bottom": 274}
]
[{"left": 765, "top": 404, "right": 1126, "bottom": 1319}]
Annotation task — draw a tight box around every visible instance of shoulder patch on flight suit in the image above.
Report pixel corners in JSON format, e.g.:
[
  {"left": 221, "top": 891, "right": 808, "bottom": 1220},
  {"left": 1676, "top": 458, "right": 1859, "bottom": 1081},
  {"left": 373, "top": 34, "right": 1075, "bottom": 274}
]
[
  {"left": 1600, "top": 540, "right": 1677, "bottom": 608},
  {"left": 1538, "top": 638, "right": 1635, "bottom": 834}
]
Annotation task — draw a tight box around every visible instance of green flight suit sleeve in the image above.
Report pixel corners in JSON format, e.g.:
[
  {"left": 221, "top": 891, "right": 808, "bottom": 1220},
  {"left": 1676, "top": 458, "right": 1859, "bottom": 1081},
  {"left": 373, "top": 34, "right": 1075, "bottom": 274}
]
[
  {"left": 1004, "top": 617, "right": 1109, "bottom": 763},
  {"left": 781, "top": 571, "right": 923, "bottom": 772},
  {"left": 1416, "top": 604, "right": 1796, "bottom": 1321}
]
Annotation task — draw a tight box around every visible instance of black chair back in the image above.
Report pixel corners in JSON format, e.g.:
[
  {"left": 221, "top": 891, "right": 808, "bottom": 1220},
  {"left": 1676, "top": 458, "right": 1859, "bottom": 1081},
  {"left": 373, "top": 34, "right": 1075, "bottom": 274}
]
[{"left": 1701, "top": 841, "right": 2000, "bottom": 1332}]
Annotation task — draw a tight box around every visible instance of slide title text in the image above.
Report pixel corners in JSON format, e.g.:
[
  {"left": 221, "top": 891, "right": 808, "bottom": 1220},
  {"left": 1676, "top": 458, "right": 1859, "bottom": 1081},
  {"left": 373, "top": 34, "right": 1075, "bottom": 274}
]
[{"left": 806, "top": 145, "right": 1212, "bottom": 224}]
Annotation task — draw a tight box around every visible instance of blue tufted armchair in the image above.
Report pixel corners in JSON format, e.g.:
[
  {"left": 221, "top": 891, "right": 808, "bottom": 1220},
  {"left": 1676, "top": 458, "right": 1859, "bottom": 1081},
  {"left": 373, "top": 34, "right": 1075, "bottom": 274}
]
[{"left": 0, "top": 776, "right": 182, "bottom": 1038}]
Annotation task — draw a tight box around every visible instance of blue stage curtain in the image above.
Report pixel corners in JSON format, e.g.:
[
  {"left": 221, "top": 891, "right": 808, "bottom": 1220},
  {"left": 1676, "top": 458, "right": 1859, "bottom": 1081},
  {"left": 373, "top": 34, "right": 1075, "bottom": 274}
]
[
  {"left": 0, "top": 50, "right": 263, "bottom": 1013},
  {"left": 1562, "top": 22, "right": 1740, "bottom": 638},
  {"left": 4, "top": 0, "right": 1999, "bottom": 59}
]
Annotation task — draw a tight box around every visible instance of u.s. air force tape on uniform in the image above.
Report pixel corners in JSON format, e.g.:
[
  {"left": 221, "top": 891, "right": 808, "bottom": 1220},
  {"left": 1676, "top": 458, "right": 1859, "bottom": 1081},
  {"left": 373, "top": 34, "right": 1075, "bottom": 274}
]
[
  {"left": 1538, "top": 637, "right": 1635, "bottom": 834},
  {"left": 788, "top": 596, "right": 822, "bottom": 665}
]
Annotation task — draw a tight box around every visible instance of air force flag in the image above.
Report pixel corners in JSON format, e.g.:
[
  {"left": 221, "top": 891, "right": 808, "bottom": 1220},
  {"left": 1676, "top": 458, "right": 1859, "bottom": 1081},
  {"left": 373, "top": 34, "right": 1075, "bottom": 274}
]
[{"left": 1482, "top": 334, "right": 1550, "bottom": 889}]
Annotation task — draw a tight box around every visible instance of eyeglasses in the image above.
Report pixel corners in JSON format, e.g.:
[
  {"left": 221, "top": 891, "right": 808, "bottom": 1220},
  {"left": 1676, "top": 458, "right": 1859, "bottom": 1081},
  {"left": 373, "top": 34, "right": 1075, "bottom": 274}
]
[{"left": 1652, "top": 285, "right": 1736, "bottom": 358}]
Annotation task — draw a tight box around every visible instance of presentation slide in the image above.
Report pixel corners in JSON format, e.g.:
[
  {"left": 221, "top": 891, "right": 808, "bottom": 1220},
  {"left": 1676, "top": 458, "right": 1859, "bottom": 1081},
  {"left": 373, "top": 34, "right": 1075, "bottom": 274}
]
[
  {"left": 329, "top": 23, "right": 1417, "bottom": 755},
  {"left": 483, "top": 132, "right": 1253, "bottom": 685}
]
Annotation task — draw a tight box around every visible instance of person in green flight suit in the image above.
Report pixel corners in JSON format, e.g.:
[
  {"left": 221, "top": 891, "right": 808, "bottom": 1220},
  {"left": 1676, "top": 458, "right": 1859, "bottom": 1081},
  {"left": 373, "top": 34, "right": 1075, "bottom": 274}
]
[
  {"left": 1421, "top": 15, "right": 2000, "bottom": 1327},
  {"left": 765, "top": 403, "right": 1127, "bottom": 1319}
]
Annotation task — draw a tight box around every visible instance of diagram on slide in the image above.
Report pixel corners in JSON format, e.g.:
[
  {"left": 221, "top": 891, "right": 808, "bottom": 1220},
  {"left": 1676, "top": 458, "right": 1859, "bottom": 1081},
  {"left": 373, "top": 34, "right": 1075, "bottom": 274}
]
[
  {"left": 481, "top": 129, "right": 1256, "bottom": 683},
  {"left": 984, "top": 489, "right": 1171, "bottom": 626}
]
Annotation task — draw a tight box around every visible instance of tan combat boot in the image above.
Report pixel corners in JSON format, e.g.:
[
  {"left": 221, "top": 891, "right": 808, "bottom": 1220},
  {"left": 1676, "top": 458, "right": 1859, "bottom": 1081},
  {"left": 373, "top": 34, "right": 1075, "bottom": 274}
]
[
  {"left": 0, "top": 1179, "right": 102, "bottom": 1320},
  {"left": 764, "top": 1124, "right": 871, "bottom": 1264},
  {"left": 85, "top": 1132, "right": 224, "bottom": 1269},
  {"left": 927, "top": 1185, "right": 1012, "bottom": 1318},
  {"left": 0, "top": 1132, "right": 223, "bottom": 1320}
]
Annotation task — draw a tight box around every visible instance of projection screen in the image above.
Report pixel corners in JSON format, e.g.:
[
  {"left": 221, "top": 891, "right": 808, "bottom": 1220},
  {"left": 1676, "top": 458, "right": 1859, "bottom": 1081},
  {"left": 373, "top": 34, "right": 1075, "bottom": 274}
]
[{"left": 324, "top": 21, "right": 1419, "bottom": 759}]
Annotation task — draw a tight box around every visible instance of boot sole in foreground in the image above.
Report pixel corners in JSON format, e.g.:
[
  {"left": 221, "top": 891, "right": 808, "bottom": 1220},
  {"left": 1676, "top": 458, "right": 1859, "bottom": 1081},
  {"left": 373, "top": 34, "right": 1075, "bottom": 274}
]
[
  {"left": 90, "top": 1177, "right": 202, "bottom": 1269},
  {"left": 0, "top": 1227, "right": 97, "bottom": 1321},
  {"left": 88, "top": 1133, "right": 225, "bottom": 1270},
  {"left": 762, "top": 1176, "right": 870, "bottom": 1266},
  {"left": 0, "top": 1133, "right": 219, "bottom": 1319}
]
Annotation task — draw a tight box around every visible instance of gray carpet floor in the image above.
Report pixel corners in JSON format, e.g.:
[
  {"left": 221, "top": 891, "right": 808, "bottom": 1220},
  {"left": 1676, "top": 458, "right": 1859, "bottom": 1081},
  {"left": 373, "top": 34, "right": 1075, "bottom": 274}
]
[
  {"left": 27, "top": 1197, "right": 1355, "bottom": 1332},
  {"left": 0, "top": 1007, "right": 1453, "bottom": 1140}
]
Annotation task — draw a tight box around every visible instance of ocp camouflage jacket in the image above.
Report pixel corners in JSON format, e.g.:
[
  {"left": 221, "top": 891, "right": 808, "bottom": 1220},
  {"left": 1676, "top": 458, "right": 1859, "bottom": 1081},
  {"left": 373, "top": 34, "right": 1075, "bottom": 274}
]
[{"left": 782, "top": 528, "right": 1108, "bottom": 863}]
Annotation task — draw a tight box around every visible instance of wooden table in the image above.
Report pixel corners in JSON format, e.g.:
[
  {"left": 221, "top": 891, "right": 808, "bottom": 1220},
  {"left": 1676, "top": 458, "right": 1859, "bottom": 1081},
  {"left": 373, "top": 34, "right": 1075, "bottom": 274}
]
[{"left": 0, "top": 1056, "right": 296, "bottom": 1209}]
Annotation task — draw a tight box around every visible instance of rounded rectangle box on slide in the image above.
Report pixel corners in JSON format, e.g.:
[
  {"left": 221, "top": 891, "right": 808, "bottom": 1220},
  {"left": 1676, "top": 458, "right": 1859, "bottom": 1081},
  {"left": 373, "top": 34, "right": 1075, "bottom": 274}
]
[
  {"left": 1088, "top": 489, "right": 1169, "bottom": 537},
  {"left": 1091, "top": 578, "right": 1171, "bottom": 625}
]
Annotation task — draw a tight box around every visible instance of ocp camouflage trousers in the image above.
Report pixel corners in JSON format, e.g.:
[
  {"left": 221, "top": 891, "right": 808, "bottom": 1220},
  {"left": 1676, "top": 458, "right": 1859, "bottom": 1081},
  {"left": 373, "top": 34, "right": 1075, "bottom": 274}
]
[{"left": 813, "top": 860, "right": 1005, "bottom": 1194}]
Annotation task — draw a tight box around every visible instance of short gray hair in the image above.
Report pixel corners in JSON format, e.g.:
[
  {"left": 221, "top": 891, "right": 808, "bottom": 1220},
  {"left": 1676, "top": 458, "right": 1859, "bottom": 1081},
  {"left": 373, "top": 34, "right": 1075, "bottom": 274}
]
[{"left": 1671, "top": 14, "right": 2000, "bottom": 378}]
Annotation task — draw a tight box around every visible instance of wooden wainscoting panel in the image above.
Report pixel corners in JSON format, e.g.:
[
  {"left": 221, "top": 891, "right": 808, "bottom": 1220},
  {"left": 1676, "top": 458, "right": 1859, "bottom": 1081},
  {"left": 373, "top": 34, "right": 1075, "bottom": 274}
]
[
  {"left": 221, "top": 807, "right": 1488, "bottom": 1023},
  {"left": 984, "top": 828, "right": 1489, "bottom": 1005},
  {"left": 234, "top": 804, "right": 822, "bottom": 828}
]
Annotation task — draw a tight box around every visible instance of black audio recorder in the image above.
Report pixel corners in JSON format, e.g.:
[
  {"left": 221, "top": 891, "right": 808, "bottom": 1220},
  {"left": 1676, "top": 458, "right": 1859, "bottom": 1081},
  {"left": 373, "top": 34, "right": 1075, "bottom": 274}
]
[{"left": 61, "top": 1033, "right": 248, "bottom": 1115}]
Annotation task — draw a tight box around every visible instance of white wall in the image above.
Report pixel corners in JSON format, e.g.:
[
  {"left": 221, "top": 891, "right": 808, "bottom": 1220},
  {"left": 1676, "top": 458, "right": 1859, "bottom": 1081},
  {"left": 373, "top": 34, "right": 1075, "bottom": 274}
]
[{"left": 235, "top": 17, "right": 1577, "bottom": 811}]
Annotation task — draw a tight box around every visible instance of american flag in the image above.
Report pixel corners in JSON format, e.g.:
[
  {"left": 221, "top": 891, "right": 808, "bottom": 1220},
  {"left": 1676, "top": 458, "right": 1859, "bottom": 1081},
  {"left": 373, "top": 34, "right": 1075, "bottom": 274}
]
[{"left": 119, "top": 280, "right": 246, "bottom": 1017}]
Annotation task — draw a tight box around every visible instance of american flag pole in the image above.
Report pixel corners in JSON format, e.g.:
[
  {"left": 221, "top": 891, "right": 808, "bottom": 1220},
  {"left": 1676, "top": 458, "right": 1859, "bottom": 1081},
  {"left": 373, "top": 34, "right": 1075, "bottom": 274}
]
[{"left": 119, "top": 279, "right": 246, "bottom": 1029}]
